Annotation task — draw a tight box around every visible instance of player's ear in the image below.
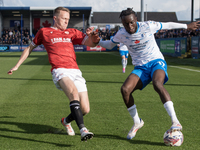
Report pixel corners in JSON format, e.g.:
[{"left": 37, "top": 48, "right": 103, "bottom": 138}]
[
  {"left": 134, "top": 15, "right": 138, "bottom": 21},
  {"left": 53, "top": 16, "right": 57, "bottom": 22}
]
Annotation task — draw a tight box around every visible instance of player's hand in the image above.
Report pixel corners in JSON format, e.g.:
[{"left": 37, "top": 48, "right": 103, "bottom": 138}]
[
  {"left": 86, "top": 27, "right": 100, "bottom": 44},
  {"left": 86, "top": 27, "right": 95, "bottom": 36},
  {"left": 187, "top": 21, "right": 200, "bottom": 30},
  {"left": 7, "top": 66, "right": 18, "bottom": 75},
  {"left": 91, "top": 31, "right": 100, "bottom": 44}
]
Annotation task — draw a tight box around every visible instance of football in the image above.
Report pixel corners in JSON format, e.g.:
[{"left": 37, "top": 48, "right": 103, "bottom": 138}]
[{"left": 163, "top": 130, "right": 184, "bottom": 146}]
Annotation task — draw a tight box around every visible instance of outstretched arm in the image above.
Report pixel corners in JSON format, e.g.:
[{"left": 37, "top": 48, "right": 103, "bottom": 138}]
[
  {"left": 83, "top": 27, "right": 100, "bottom": 47},
  {"left": 187, "top": 21, "right": 200, "bottom": 30},
  {"left": 161, "top": 21, "right": 200, "bottom": 30},
  {"left": 98, "top": 40, "right": 117, "bottom": 50},
  {"left": 7, "top": 44, "right": 37, "bottom": 75},
  {"left": 161, "top": 22, "right": 187, "bottom": 30},
  {"left": 83, "top": 27, "right": 117, "bottom": 49}
]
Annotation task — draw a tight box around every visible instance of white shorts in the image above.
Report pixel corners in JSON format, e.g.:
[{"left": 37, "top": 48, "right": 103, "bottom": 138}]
[{"left": 51, "top": 68, "right": 87, "bottom": 92}]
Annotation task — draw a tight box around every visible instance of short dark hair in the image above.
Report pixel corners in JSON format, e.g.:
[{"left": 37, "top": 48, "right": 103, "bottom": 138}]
[
  {"left": 119, "top": 8, "right": 137, "bottom": 19},
  {"left": 53, "top": 7, "right": 70, "bottom": 16}
]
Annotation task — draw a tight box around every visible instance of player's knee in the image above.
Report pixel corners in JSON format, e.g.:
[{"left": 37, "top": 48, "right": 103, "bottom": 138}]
[
  {"left": 152, "top": 80, "right": 163, "bottom": 92},
  {"left": 121, "top": 85, "right": 130, "bottom": 95},
  {"left": 82, "top": 107, "right": 90, "bottom": 116}
]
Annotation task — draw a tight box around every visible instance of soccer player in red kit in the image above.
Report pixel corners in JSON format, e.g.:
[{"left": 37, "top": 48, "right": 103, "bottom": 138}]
[{"left": 7, "top": 7, "right": 100, "bottom": 141}]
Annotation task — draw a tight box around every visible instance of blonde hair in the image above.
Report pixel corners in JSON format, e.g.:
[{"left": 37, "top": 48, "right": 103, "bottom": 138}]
[{"left": 53, "top": 7, "right": 70, "bottom": 16}]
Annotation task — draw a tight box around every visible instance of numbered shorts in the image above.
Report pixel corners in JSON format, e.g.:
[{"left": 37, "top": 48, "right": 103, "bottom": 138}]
[
  {"left": 51, "top": 68, "right": 87, "bottom": 92},
  {"left": 131, "top": 59, "right": 168, "bottom": 90},
  {"left": 119, "top": 50, "right": 129, "bottom": 58}
]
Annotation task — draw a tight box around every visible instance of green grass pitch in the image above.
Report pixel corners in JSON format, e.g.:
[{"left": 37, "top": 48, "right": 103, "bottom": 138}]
[{"left": 0, "top": 51, "right": 200, "bottom": 150}]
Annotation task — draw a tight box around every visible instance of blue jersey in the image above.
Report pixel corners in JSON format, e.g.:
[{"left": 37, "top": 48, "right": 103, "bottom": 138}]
[{"left": 112, "top": 21, "right": 164, "bottom": 66}]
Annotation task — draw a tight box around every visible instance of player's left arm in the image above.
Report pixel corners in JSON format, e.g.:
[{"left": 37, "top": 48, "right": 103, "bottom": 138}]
[
  {"left": 83, "top": 33, "right": 100, "bottom": 47},
  {"left": 187, "top": 21, "right": 200, "bottom": 30},
  {"left": 83, "top": 27, "right": 100, "bottom": 47},
  {"left": 161, "top": 22, "right": 187, "bottom": 30},
  {"left": 161, "top": 21, "right": 200, "bottom": 30}
]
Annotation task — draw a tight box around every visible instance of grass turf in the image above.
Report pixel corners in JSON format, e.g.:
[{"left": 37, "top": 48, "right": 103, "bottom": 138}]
[{"left": 0, "top": 52, "right": 200, "bottom": 150}]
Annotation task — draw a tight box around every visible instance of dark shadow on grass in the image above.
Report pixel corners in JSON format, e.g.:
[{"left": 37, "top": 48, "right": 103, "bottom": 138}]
[
  {"left": 0, "top": 121, "right": 65, "bottom": 134},
  {"left": 0, "top": 116, "right": 16, "bottom": 118},
  {"left": 165, "top": 56, "right": 200, "bottom": 68},
  {"left": 2, "top": 77, "right": 199, "bottom": 87},
  {"left": 0, "top": 134, "right": 71, "bottom": 147},
  {"left": 0, "top": 120, "right": 71, "bottom": 147},
  {"left": 0, "top": 54, "right": 46, "bottom": 58},
  {"left": 149, "top": 83, "right": 200, "bottom": 87},
  {"left": 0, "top": 77, "right": 124, "bottom": 84},
  {"left": 0, "top": 77, "right": 52, "bottom": 82},
  {"left": 165, "top": 83, "right": 200, "bottom": 87},
  {"left": 88, "top": 80, "right": 200, "bottom": 86},
  {"left": 94, "top": 134, "right": 165, "bottom": 146},
  {"left": 1, "top": 52, "right": 124, "bottom": 66},
  {"left": 87, "top": 80, "right": 124, "bottom": 84}
]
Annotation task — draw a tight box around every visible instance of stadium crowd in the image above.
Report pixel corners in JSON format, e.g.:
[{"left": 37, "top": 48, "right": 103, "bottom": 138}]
[
  {"left": 0, "top": 28, "right": 33, "bottom": 45},
  {"left": 0, "top": 27, "right": 199, "bottom": 45},
  {"left": 97, "top": 28, "right": 199, "bottom": 40}
]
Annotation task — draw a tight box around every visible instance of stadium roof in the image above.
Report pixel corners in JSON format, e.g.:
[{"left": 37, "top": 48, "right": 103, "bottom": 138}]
[
  {"left": 92, "top": 12, "right": 121, "bottom": 23},
  {"left": 92, "top": 11, "right": 178, "bottom": 24},
  {"left": 137, "top": 12, "right": 178, "bottom": 22},
  {"left": 0, "top": 6, "right": 92, "bottom": 18}
]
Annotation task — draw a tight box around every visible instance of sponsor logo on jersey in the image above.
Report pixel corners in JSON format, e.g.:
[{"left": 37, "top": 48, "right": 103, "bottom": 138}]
[
  {"left": 51, "top": 37, "right": 71, "bottom": 44},
  {"left": 141, "top": 33, "right": 146, "bottom": 37},
  {"left": 134, "top": 40, "right": 140, "bottom": 44},
  {"left": 65, "top": 31, "right": 69, "bottom": 34}
]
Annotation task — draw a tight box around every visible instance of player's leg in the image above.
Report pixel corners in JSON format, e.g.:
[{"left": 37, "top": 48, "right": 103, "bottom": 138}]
[
  {"left": 125, "top": 51, "right": 129, "bottom": 68},
  {"left": 59, "top": 77, "right": 93, "bottom": 141},
  {"left": 122, "top": 55, "right": 126, "bottom": 73},
  {"left": 121, "top": 73, "right": 144, "bottom": 139},
  {"left": 59, "top": 77, "right": 81, "bottom": 136},
  {"left": 79, "top": 91, "right": 90, "bottom": 115},
  {"left": 121, "top": 73, "right": 142, "bottom": 107},
  {"left": 78, "top": 91, "right": 94, "bottom": 141},
  {"left": 62, "top": 76, "right": 89, "bottom": 123},
  {"left": 152, "top": 66, "right": 182, "bottom": 131},
  {"left": 119, "top": 50, "right": 126, "bottom": 73},
  {"left": 51, "top": 69, "right": 76, "bottom": 136},
  {"left": 59, "top": 77, "right": 94, "bottom": 141},
  {"left": 125, "top": 58, "right": 128, "bottom": 67}
]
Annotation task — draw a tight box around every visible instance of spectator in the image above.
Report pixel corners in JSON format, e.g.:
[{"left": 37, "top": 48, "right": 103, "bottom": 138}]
[
  {"left": 1, "top": 28, "right": 33, "bottom": 45},
  {"left": 9, "top": 30, "right": 13, "bottom": 37}
]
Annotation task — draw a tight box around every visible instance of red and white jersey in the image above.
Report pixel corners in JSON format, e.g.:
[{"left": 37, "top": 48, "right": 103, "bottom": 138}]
[{"left": 32, "top": 27, "right": 87, "bottom": 71}]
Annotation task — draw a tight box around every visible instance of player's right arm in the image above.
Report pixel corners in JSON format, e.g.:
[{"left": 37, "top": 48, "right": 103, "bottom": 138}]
[
  {"left": 98, "top": 40, "right": 117, "bottom": 49},
  {"left": 7, "top": 44, "right": 37, "bottom": 75},
  {"left": 98, "top": 32, "right": 120, "bottom": 49}
]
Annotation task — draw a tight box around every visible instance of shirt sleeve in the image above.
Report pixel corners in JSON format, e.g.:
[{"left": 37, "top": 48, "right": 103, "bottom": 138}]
[
  {"left": 148, "top": 21, "right": 162, "bottom": 33},
  {"left": 161, "top": 22, "right": 187, "bottom": 30},
  {"left": 98, "top": 40, "right": 117, "bottom": 49},
  {"left": 32, "top": 29, "right": 43, "bottom": 46},
  {"left": 111, "top": 31, "right": 121, "bottom": 44},
  {"left": 71, "top": 29, "right": 87, "bottom": 45}
]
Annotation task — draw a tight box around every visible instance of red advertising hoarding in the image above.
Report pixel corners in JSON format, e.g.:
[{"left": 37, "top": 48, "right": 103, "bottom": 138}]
[{"left": 86, "top": 46, "right": 106, "bottom": 52}]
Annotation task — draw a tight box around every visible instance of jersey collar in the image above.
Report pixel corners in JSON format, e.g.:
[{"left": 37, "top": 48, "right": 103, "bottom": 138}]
[{"left": 135, "top": 22, "right": 139, "bottom": 33}]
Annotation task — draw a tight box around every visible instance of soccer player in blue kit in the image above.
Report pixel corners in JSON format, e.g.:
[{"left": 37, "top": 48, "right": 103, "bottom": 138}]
[
  {"left": 97, "top": 8, "right": 200, "bottom": 139},
  {"left": 118, "top": 43, "right": 129, "bottom": 73}
]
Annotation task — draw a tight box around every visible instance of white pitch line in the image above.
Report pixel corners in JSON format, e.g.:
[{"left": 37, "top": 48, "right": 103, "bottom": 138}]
[
  {"left": 105, "top": 52, "right": 200, "bottom": 73},
  {"left": 168, "top": 65, "right": 200, "bottom": 73}
]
